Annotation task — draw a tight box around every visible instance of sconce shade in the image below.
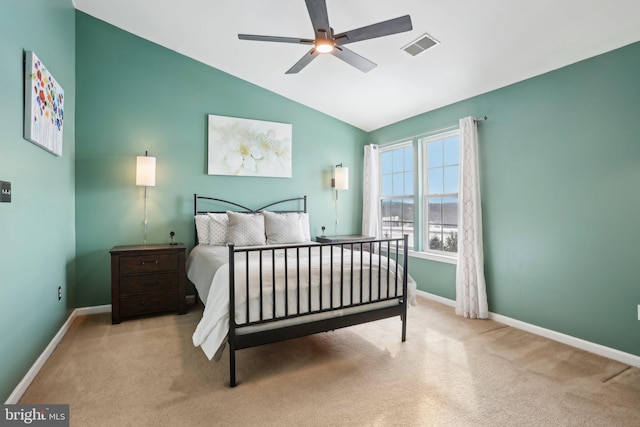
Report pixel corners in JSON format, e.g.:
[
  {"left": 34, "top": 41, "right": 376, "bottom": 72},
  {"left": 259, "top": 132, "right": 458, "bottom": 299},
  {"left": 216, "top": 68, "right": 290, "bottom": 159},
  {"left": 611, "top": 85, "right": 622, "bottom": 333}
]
[
  {"left": 334, "top": 166, "right": 349, "bottom": 190},
  {"left": 136, "top": 155, "right": 156, "bottom": 187}
]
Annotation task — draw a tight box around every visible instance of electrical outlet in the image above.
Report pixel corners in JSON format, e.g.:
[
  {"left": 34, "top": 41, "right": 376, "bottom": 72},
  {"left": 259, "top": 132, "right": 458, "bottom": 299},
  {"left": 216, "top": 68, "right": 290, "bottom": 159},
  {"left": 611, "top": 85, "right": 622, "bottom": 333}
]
[{"left": 58, "top": 286, "right": 62, "bottom": 301}]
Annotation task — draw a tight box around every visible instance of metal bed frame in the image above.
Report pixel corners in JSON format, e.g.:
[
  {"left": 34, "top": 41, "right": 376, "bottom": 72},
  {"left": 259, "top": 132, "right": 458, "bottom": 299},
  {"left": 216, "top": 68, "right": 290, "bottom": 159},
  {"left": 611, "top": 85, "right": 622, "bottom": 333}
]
[{"left": 193, "top": 194, "right": 409, "bottom": 386}]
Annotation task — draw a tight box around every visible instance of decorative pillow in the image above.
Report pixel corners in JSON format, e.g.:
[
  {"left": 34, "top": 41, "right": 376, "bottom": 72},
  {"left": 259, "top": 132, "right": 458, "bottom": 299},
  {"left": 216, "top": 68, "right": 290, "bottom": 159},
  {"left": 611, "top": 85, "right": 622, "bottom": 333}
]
[
  {"left": 226, "top": 211, "right": 266, "bottom": 246},
  {"left": 299, "top": 213, "right": 311, "bottom": 242},
  {"left": 207, "top": 212, "right": 229, "bottom": 245},
  {"left": 194, "top": 215, "right": 211, "bottom": 245},
  {"left": 264, "top": 211, "right": 306, "bottom": 245}
]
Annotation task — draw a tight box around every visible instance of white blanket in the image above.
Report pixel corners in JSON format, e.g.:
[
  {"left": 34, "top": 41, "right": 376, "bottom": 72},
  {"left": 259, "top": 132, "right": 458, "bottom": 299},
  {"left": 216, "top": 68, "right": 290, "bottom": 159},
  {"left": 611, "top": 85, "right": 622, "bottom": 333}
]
[{"left": 188, "top": 244, "right": 417, "bottom": 361}]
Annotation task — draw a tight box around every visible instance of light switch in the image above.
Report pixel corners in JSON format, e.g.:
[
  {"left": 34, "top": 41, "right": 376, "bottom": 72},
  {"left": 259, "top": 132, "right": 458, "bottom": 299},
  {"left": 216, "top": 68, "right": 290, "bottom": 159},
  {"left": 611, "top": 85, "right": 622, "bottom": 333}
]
[{"left": 1, "top": 181, "right": 11, "bottom": 202}]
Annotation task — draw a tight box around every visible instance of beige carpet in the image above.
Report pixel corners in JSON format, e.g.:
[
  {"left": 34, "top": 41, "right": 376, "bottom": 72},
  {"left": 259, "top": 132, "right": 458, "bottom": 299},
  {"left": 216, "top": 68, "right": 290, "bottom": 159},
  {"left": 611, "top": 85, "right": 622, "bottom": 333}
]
[{"left": 19, "top": 298, "right": 640, "bottom": 426}]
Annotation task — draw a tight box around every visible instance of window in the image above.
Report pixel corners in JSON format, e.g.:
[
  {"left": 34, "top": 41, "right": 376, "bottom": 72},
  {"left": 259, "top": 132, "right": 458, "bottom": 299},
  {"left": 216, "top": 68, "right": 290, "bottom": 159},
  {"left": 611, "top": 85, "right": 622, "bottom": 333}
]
[
  {"left": 380, "top": 143, "right": 414, "bottom": 248},
  {"left": 422, "top": 132, "right": 460, "bottom": 255},
  {"left": 378, "top": 129, "right": 460, "bottom": 260}
]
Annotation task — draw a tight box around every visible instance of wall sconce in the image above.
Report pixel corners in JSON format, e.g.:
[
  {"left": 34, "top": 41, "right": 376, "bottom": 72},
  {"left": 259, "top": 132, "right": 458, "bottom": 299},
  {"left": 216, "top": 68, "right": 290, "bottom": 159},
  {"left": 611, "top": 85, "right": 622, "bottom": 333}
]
[
  {"left": 136, "top": 151, "right": 156, "bottom": 244},
  {"left": 332, "top": 163, "right": 349, "bottom": 192}
]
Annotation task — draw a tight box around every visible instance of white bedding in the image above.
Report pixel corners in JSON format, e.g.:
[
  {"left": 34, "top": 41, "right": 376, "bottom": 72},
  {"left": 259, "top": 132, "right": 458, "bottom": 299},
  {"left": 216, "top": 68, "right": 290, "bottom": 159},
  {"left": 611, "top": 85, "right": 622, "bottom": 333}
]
[{"left": 188, "top": 243, "right": 417, "bottom": 361}]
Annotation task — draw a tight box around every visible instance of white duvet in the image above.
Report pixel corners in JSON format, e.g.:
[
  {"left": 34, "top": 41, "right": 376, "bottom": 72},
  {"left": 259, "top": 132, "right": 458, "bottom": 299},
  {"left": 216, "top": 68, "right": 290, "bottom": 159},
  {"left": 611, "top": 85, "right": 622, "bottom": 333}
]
[{"left": 188, "top": 244, "right": 417, "bottom": 361}]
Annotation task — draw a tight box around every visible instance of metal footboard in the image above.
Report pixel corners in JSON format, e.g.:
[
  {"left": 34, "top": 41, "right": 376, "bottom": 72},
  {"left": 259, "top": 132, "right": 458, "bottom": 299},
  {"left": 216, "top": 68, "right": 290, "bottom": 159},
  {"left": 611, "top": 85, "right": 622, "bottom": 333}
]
[{"left": 227, "top": 235, "right": 409, "bottom": 387}]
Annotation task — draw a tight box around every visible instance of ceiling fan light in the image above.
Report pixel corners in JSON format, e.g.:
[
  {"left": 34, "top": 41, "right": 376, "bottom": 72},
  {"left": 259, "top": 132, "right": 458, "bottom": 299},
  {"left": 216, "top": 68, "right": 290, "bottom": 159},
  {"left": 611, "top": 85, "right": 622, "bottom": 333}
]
[{"left": 315, "top": 39, "right": 334, "bottom": 53}]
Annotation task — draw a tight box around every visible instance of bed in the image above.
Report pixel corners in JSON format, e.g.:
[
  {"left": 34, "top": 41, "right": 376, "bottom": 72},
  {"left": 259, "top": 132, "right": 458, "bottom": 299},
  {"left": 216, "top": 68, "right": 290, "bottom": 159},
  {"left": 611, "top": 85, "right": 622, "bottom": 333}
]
[{"left": 188, "top": 194, "right": 416, "bottom": 386}]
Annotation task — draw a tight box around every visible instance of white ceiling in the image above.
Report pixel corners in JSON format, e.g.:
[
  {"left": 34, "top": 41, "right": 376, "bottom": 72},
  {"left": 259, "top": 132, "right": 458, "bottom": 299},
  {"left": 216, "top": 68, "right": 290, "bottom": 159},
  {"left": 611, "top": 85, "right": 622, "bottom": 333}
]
[{"left": 72, "top": 0, "right": 640, "bottom": 132}]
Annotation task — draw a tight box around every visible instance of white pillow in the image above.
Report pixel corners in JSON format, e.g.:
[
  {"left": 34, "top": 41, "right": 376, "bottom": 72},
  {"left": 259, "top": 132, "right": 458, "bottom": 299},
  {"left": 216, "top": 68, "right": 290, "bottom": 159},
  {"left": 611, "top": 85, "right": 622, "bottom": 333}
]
[
  {"left": 299, "top": 213, "right": 311, "bottom": 242},
  {"left": 264, "top": 211, "right": 306, "bottom": 245},
  {"left": 227, "top": 211, "right": 266, "bottom": 246},
  {"left": 194, "top": 215, "right": 211, "bottom": 245},
  {"left": 207, "top": 212, "right": 228, "bottom": 245}
]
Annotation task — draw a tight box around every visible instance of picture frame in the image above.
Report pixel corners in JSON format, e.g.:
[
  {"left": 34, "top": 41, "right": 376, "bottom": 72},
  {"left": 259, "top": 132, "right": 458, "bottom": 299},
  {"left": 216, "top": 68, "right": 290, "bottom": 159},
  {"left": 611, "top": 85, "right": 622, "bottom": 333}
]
[
  {"left": 24, "top": 51, "right": 64, "bottom": 157},
  {"left": 208, "top": 114, "right": 292, "bottom": 178}
]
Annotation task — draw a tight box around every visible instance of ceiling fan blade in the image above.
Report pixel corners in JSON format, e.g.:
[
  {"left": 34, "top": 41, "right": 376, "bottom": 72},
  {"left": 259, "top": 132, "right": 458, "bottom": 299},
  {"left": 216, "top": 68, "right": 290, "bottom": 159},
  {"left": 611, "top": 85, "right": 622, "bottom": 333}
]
[
  {"left": 334, "top": 15, "right": 413, "bottom": 45},
  {"left": 331, "top": 46, "right": 376, "bottom": 73},
  {"left": 305, "top": 0, "right": 330, "bottom": 34},
  {"left": 286, "top": 48, "right": 319, "bottom": 74},
  {"left": 238, "top": 34, "right": 314, "bottom": 45}
]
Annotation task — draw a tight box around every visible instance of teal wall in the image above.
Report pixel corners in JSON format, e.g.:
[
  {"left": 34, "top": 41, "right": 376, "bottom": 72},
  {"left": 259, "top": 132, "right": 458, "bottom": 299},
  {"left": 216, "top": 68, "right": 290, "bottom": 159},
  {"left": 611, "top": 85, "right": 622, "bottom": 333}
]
[
  {"left": 74, "top": 12, "right": 367, "bottom": 307},
  {"left": 0, "top": 0, "right": 76, "bottom": 403},
  {"left": 370, "top": 42, "right": 640, "bottom": 357}
]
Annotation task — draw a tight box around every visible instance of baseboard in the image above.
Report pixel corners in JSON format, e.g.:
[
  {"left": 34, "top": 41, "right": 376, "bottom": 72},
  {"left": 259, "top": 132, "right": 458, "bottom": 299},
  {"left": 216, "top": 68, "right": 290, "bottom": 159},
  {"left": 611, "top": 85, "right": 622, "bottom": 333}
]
[
  {"left": 416, "top": 289, "right": 456, "bottom": 307},
  {"left": 5, "top": 308, "right": 79, "bottom": 404},
  {"left": 488, "top": 312, "right": 640, "bottom": 368},
  {"left": 76, "top": 304, "right": 111, "bottom": 316},
  {"left": 416, "top": 289, "right": 640, "bottom": 368},
  {"left": 5, "top": 304, "right": 113, "bottom": 404}
]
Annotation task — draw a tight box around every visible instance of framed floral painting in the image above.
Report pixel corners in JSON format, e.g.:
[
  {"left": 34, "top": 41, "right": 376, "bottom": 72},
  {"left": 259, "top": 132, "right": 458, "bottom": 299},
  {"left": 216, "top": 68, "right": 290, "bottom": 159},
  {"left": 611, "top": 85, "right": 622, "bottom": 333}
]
[
  {"left": 207, "top": 114, "right": 292, "bottom": 178},
  {"left": 24, "top": 51, "right": 64, "bottom": 157}
]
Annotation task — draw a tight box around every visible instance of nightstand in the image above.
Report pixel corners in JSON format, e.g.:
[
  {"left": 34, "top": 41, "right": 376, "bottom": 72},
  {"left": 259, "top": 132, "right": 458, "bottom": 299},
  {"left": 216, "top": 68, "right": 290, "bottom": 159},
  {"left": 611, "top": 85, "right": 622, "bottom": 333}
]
[
  {"left": 315, "top": 235, "right": 375, "bottom": 244},
  {"left": 110, "top": 243, "right": 187, "bottom": 324}
]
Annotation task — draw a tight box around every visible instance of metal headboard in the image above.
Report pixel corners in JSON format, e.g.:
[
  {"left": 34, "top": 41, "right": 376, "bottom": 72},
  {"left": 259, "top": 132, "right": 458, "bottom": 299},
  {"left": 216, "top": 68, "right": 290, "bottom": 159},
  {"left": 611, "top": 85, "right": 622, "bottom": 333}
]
[{"left": 193, "top": 194, "right": 307, "bottom": 245}]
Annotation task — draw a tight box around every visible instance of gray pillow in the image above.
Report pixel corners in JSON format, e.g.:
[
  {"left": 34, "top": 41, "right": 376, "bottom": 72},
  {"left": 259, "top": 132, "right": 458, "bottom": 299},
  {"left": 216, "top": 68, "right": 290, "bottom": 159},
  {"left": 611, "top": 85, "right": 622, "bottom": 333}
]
[
  {"left": 226, "top": 211, "right": 266, "bottom": 246},
  {"left": 264, "top": 211, "right": 305, "bottom": 244}
]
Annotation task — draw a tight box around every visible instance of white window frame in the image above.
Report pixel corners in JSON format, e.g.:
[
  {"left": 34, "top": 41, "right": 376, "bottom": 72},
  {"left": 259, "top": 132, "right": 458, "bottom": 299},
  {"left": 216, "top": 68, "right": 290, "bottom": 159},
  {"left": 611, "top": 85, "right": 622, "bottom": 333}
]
[
  {"left": 421, "top": 128, "right": 460, "bottom": 261},
  {"left": 378, "top": 127, "right": 460, "bottom": 265},
  {"left": 378, "top": 141, "right": 415, "bottom": 249}
]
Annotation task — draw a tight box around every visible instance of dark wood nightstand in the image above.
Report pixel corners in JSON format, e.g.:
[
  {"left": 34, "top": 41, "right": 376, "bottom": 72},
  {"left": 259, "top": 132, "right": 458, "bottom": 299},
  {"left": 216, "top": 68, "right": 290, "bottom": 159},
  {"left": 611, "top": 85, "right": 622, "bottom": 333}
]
[
  {"left": 110, "top": 243, "right": 187, "bottom": 324},
  {"left": 315, "top": 235, "right": 375, "bottom": 244}
]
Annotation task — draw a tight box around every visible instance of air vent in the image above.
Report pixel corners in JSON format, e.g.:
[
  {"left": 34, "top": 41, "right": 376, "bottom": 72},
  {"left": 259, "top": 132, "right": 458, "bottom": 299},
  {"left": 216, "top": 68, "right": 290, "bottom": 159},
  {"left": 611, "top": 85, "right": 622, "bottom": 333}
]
[{"left": 402, "top": 33, "right": 439, "bottom": 56}]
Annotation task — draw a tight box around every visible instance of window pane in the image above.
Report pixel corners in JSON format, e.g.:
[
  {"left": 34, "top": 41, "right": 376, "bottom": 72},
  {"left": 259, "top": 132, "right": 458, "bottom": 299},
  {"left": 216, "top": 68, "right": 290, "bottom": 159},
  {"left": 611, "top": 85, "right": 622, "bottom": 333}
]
[
  {"left": 382, "top": 174, "right": 393, "bottom": 197},
  {"left": 403, "top": 146, "right": 413, "bottom": 170},
  {"left": 443, "top": 137, "right": 459, "bottom": 166},
  {"left": 400, "top": 199, "right": 415, "bottom": 249},
  {"left": 393, "top": 173, "right": 404, "bottom": 195},
  {"left": 442, "top": 196, "right": 458, "bottom": 253},
  {"left": 428, "top": 197, "right": 442, "bottom": 224},
  {"left": 381, "top": 199, "right": 392, "bottom": 238},
  {"left": 392, "top": 149, "right": 404, "bottom": 172},
  {"left": 402, "top": 199, "right": 414, "bottom": 222},
  {"left": 442, "top": 197, "right": 458, "bottom": 227},
  {"left": 428, "top": 224, "right": 443, "bottom": 251},
  {"left": 443, "top": 165, "right": 459, "bottom": 194},
  {"left": 404, "top": 171, "right": 413, "bottom": 195},
  {"left": 428, "top": 168, "right": 443, "bottom": 194},
  {"left": 427, "top": 140, "right": 443, "bottom": 168},
  {"left": 380, "top": 199, "right": 413, "bottom": 247},
  {"left": 381, "top": 151, "right": 393, "bottom": 174},
  {"left": 381, "top": 199, "right": 391, "bottom": 218},
  {"left": 443, "top": 230, "right": 458, "bottom": 253}
]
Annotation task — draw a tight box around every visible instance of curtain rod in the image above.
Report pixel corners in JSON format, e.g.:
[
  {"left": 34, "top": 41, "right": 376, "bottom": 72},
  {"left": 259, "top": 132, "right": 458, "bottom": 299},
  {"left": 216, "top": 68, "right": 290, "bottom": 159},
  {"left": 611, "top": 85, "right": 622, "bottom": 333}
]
[{"left": 474, "top": 115, "right": 488, "bottom": 123}]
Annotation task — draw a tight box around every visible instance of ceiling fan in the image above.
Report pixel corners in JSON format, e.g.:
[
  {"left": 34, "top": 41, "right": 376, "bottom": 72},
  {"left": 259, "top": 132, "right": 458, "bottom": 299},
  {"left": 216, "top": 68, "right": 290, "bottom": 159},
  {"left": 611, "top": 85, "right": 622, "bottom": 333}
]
[{"left": 238, "top": 0, "right": 412, "bottom": 74}]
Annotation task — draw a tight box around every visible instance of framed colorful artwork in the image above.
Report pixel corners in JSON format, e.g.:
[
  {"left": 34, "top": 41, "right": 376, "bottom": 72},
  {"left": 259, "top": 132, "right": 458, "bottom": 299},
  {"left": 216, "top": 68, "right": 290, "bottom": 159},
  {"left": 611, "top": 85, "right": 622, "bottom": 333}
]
[
  {"left": 24, "top": 51, "right": 64, "bottom": 157},
  {"left": 208, "top": 114, "right": 292, "bottom": 178}
]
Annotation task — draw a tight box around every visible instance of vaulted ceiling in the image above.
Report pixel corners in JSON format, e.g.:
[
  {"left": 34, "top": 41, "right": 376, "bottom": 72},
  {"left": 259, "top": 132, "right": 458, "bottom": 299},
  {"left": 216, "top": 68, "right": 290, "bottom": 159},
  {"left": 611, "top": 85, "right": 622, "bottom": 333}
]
[{"left": 73, "top": 0, "right": 640, "bottom": 131}]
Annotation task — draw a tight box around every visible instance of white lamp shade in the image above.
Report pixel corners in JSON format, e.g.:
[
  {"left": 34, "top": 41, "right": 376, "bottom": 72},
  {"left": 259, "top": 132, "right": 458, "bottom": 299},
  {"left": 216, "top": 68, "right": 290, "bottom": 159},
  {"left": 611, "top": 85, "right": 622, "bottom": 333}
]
[
  {"left": 334, "top": 166, "right": 349, "bottom": 190},
  {"left": 136, "top": 156, "right": 156, "bottom": 186}
]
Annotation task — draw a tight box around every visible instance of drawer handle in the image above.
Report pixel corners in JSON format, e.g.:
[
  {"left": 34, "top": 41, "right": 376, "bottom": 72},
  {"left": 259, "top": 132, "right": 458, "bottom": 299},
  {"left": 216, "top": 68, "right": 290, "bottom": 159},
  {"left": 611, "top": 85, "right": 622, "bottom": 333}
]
[
  {"left": 140, "top": 281, "right": 160, "bottom": 287},
  {"left": 140, "top": 300, "right": 161, "bottom": 306},
  {"left": 141, "top": 260, "right": 159, "bottom": 266}
]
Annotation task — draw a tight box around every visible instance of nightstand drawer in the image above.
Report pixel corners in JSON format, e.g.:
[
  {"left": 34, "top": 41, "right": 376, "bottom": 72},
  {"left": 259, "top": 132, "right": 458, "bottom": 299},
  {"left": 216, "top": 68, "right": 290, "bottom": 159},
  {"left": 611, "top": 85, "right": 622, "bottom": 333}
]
[
  {"left": 120, "top": 290, "right": 179, "bottom": 317},
  {"left": 120, "top": 253, "right": 178, "bottom": 275},
  {"left": 120, "top": 272, "right": 178, "bottom": 295}
]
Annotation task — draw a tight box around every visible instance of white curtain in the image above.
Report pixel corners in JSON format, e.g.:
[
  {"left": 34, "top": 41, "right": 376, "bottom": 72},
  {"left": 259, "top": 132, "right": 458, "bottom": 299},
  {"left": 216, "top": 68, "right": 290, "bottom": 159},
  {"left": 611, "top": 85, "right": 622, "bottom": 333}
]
[
  {"left": 455, "top": 117, "right": 489, "bottom": 319},
  {"left": 362, "top": 144, "right": 379, "bottom": 238}
]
